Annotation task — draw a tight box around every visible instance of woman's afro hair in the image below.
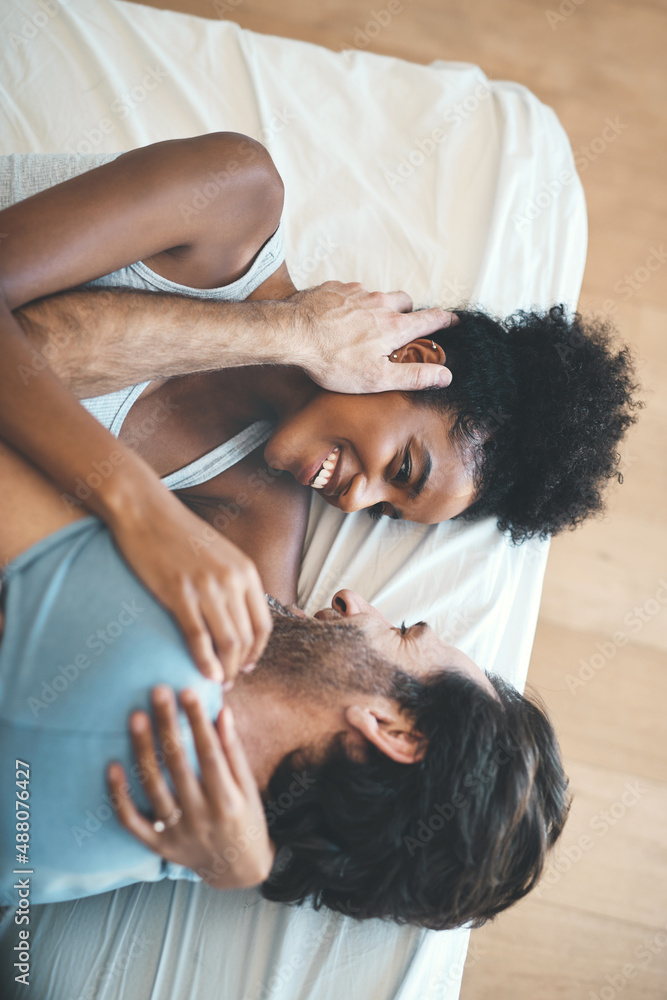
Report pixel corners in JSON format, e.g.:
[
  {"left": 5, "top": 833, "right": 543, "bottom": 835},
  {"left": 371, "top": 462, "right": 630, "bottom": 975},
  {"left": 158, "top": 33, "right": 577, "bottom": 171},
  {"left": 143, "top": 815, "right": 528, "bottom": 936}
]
[{"left": 416, "top": 305, "right": 642, "bottom": 541}]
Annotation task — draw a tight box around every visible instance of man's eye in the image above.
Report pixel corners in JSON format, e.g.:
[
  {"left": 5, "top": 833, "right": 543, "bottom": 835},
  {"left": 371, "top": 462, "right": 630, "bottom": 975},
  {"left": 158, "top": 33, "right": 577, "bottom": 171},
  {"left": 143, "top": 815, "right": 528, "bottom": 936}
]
[{"left": 394, "top": 453, "right": 412, "bottom": 484}]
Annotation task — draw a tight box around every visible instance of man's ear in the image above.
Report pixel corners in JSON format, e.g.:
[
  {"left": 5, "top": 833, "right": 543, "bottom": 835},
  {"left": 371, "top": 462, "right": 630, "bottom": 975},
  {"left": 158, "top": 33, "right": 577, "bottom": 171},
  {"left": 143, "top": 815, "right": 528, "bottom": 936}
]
[
  {"left": 390, "top": 338, "right": 446, "bottom": 368},
  {"left": 345, "top": 703, "right": 427, "bottom": 764}
]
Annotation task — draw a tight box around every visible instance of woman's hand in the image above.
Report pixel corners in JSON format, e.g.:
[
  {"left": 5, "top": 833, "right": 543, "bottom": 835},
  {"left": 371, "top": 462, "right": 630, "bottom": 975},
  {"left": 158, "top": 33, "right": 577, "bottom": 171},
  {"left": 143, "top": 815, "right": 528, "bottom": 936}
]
[
  {"left": 110, "top": 485, "right": 272, "bottom": 683},
  {"left": 108, "top": 686, "right": 276, "bottom": 890}
]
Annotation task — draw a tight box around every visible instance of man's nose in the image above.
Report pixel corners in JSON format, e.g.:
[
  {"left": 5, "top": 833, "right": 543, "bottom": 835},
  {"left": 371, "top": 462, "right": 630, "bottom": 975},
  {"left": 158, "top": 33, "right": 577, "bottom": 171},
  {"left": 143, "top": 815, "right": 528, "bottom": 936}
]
[
  {"left": 337, "top": 474, "right": 383, "bottom": 513},
  {"left": 332, "top": 589, "right": 374, "bottom": 617}
]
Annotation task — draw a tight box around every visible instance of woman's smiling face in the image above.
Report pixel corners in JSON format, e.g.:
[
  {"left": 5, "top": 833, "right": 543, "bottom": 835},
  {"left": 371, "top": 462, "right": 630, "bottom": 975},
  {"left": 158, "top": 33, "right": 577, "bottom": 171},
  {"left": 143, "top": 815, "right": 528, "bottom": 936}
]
[{"left": 263, "top": 389, "right": 477, "bottom": 524}]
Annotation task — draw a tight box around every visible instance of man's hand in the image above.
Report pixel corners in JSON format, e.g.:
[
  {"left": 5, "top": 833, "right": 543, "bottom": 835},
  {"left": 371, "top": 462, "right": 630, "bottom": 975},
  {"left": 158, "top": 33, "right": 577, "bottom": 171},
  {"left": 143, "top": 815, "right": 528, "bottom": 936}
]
[
  {"left": 287, "top": 281, "right": 457, "bottom": 393},
  {"left": 108, "top": 686, "right": 275, "bottom": 890}
]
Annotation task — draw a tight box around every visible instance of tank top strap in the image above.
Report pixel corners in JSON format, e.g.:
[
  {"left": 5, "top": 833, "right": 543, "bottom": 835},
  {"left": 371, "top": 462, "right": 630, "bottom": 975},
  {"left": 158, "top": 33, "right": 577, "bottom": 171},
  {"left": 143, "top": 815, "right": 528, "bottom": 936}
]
[
  {"left": 160, "top": 420, "right": 275, "bottom": 490},
  {"left": 82, "top": 382, "right": 151, "bottom": 437}
]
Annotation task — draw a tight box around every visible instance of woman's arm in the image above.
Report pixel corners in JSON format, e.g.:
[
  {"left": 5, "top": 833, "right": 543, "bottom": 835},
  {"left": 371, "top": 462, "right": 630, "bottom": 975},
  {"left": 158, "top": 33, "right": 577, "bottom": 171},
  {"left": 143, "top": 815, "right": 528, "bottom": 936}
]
[
  {"left": 0, "top": 134, "right": 280, "bottom": 681},
  {"left": 0, "top": 134, "right": 281, "bottom": 308},
  {"left": 109, "top": 688, "right": 275, "bottom": 890}
]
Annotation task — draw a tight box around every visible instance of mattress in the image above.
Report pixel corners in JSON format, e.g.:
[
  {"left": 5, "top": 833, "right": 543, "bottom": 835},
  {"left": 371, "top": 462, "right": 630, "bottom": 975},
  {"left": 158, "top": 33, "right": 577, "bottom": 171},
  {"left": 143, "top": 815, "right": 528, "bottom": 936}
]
[{"left": 0, "top": 1, "right": 587, "bottom": 997}]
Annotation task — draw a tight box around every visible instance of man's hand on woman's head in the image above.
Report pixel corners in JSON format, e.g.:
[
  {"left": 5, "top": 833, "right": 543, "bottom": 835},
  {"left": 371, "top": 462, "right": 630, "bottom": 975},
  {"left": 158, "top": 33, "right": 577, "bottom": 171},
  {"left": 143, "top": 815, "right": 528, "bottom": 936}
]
[
  {"left": 286, "top": 281, "right": 456, "bottom": 394},
  {"left": 108, "top": 686, "right": 275, "bottom": 890}
]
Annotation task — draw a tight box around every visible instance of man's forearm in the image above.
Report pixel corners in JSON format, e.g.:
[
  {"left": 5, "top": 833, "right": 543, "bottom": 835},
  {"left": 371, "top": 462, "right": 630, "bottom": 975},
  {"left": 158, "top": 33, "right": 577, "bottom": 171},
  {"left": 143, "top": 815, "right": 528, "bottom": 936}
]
[
  {"left": 14, "top": 288, "right": 299, "bottom": 397},
  {"left": 15, "top": 282, "right": 456, "bottom": 400}
]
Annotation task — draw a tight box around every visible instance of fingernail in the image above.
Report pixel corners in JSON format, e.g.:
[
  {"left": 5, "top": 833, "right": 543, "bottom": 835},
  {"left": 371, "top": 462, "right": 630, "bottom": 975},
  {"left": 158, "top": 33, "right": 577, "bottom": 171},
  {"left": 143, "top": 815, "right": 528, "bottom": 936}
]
[
  {"left": 208, "top": 662, "right": 224, "bottom": 683},
  {"left": 241, "top": 662, "right": 256, "bottom": 674},
  {"left": 223, "top": 680, "right": 235, "bottom": 694},
  {"left": 130, "top": 713, "right": 146, "bottom": 733}
]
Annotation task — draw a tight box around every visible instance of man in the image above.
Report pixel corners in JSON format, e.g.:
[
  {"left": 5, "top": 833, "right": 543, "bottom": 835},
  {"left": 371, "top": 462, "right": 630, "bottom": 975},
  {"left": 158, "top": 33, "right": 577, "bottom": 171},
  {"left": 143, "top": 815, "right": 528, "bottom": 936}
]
[{"left": 0, "top": 433, "right": 569, "bottom": 929}]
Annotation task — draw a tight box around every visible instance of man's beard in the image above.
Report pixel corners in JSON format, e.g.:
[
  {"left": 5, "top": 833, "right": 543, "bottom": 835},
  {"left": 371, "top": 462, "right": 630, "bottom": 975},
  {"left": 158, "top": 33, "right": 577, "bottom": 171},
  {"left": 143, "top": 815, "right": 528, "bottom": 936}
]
[{"left": 248, "top": 597, "right": 418, "bottom": 706}]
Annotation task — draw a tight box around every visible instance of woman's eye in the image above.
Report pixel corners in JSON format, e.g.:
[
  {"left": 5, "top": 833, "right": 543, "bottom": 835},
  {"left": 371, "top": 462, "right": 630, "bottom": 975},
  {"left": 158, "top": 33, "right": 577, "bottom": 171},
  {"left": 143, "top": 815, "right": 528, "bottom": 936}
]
[
  {"left": 395, "top": 453, "right": 412, "bottom": 484},
  {"left": 368, "top": 503, "right": 401, "bottom": 521}
]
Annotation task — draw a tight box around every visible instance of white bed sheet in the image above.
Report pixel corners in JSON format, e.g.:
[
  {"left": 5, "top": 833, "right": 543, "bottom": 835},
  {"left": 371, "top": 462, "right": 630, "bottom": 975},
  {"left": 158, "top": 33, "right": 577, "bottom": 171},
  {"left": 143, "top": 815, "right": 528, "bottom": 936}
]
[{"left": 0, "top": 1, "right": 587, "bottom": 997}]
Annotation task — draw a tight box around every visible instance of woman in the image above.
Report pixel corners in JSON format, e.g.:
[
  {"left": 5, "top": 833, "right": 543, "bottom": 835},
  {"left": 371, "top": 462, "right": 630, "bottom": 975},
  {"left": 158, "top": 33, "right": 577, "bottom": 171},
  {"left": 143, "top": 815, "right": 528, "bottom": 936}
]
[{"left": 0, "top": 134, "right": 639, "bottom": 677}]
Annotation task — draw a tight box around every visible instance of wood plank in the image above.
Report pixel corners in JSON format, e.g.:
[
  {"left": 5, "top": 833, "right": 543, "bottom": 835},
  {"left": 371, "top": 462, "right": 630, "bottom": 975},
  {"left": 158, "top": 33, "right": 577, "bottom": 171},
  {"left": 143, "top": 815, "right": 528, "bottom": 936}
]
[
  {"left": 529, "top": 622, "right": 667, "bottom": 782},
  {"left": 461, "top": 897, "right": 667, "bottom": 1000},
  {"left": 532, "top": 760, "right": 667, "bottom": 927}
]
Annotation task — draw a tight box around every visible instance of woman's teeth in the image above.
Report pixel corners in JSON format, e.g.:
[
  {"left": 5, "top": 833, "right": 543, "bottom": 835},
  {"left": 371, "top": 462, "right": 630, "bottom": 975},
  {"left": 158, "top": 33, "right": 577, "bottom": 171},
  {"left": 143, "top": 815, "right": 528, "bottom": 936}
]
[{"left": 311, "top": 447, "right": 340, "bottom": 489}]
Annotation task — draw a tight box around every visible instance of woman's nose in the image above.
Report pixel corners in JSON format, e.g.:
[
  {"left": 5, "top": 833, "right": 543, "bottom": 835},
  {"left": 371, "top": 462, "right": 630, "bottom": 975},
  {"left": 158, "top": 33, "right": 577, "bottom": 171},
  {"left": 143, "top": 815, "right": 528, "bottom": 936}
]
[
  {"left": 332, "top": 589, "right": 374, "bottom": 617},
  {"left": 337, "top": 474, "right": 382, "bottom": 514}
]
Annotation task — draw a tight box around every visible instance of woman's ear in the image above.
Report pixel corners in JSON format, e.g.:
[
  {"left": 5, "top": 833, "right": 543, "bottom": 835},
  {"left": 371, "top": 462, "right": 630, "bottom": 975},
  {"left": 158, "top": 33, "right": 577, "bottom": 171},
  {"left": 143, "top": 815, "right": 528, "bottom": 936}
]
[
  {"left": 389, "top": 338, "right": 446, "bottom": 368},
  {"left": 345, "top": 703, "right": 427, "bottom": 764}
]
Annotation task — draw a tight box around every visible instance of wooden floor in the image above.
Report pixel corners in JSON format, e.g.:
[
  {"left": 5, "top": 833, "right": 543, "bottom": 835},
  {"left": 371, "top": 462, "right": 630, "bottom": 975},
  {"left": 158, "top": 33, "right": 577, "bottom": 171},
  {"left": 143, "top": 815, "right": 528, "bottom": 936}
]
[{"left": 139, "top": 1, "right": 667, "bottom": 995}]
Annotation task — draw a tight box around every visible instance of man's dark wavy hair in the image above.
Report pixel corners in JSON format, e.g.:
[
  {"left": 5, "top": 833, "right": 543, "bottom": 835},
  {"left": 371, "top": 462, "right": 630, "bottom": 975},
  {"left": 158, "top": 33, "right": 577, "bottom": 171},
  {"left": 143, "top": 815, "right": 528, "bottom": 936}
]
[
  {"left": 261, "top": 670, "right": 569, "bottom": 930},
  {"left": 414, "top": 306, "right": 641, "bottom": 541}
]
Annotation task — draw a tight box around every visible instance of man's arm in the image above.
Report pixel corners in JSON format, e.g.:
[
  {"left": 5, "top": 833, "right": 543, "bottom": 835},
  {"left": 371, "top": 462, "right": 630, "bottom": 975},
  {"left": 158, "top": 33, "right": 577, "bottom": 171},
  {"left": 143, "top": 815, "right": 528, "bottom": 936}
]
[
  {"left": 15, "top": 278, "right": 456, "bottom": 400},
  {"left": 14, "top": 285, "right": 296, "bottom": 398}
]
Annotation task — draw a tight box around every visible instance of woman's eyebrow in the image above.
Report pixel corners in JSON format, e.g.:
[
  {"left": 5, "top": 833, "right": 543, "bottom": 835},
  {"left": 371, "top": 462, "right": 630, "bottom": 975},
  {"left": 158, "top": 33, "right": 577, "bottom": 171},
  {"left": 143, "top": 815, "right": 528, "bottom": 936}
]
[{"left": 409, "top": 450, "right": 432, "bottom": 500}]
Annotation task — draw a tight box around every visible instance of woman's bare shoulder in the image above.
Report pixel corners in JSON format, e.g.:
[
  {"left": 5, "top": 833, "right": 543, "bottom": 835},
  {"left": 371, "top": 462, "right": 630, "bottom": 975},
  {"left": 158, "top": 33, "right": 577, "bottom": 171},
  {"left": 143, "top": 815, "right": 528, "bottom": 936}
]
[
  {"left": 176, "top": 449, "right": 309, "bottom": 606},
  {"left": 0, "top": 132, "right": 284, "bottom": 308}
]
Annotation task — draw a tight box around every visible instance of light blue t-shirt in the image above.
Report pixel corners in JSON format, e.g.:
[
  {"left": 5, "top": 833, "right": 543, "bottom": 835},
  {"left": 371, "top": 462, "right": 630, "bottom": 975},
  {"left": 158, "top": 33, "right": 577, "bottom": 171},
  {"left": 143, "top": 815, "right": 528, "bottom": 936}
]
[{"left": 0, "top": 518, "right": 223, "bottom": 906}]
